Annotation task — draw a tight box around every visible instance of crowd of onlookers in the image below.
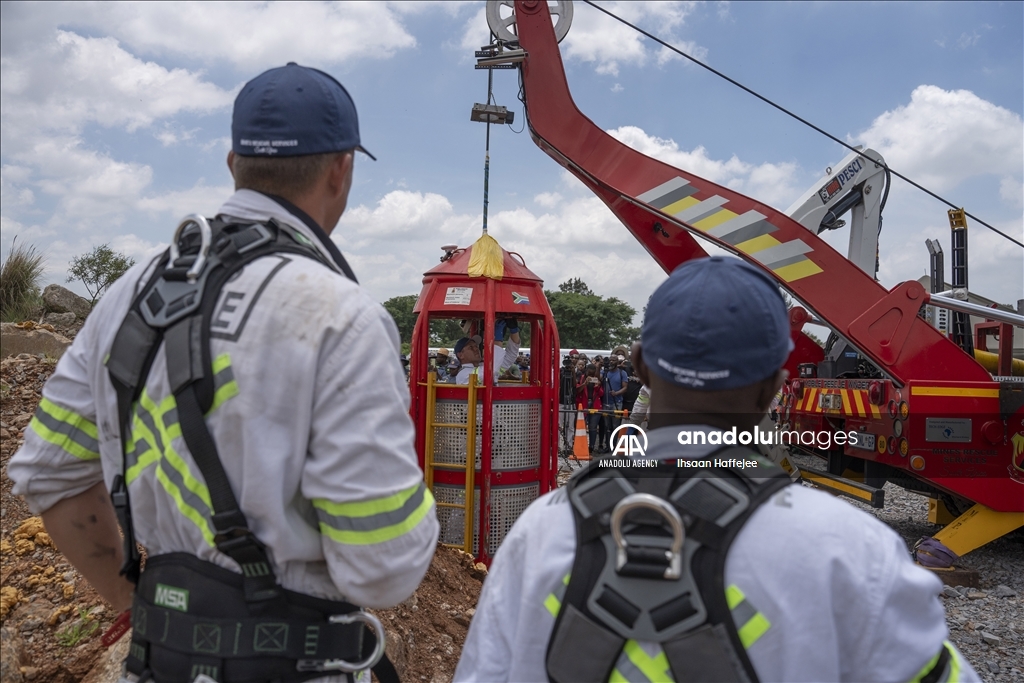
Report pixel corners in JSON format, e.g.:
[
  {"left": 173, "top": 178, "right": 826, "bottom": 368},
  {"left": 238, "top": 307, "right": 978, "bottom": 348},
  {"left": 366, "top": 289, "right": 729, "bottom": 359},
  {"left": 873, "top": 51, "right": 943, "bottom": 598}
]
[{"left": 560, "top": 346, "right": 644, "bottom": 454}]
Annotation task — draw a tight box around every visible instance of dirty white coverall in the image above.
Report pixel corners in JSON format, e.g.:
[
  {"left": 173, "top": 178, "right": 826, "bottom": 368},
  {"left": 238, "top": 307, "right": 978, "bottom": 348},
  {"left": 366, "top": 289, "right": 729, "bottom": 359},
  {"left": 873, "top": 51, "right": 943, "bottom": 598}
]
[
  {"left": 455, "top": 426, "right": 978, "bottom": 683},
  {"left": 10, "top": 190, "right": 439, "bottom": 679}
]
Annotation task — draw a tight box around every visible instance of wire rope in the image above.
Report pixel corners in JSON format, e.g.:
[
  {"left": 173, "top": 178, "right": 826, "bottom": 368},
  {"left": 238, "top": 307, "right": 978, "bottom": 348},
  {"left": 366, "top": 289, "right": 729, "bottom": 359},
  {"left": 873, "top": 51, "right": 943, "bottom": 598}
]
[{"left": 580, "top": 0, "right": 1023, "bottom": 249}]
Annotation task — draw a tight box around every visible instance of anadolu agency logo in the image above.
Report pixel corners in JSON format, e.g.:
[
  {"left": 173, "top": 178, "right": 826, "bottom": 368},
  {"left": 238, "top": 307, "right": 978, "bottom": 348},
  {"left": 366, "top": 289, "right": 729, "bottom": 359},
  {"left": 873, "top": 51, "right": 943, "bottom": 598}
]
[{"left": 610, "top": 424, "right": 648, "bottom": 457}]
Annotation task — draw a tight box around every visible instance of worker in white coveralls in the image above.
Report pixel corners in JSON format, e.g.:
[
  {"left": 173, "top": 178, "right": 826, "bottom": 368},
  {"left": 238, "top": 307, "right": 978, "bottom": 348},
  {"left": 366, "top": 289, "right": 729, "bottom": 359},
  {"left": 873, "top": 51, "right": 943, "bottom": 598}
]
[
  {"left": 455, "top": 256, "right": 977, "bottom": 683},
  {"left": 454, "top": 318, "right": 521, "bottom": 385},
  {"left": 9, "top": 63, "right": 437, "bottom": 683}
]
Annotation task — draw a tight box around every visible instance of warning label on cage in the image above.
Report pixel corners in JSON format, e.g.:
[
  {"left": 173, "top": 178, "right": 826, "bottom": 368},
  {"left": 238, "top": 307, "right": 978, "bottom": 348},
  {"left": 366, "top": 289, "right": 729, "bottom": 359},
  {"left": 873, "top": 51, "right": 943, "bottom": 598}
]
[{"left": 444, "top": 287, "right": 474, "bottom": 306}]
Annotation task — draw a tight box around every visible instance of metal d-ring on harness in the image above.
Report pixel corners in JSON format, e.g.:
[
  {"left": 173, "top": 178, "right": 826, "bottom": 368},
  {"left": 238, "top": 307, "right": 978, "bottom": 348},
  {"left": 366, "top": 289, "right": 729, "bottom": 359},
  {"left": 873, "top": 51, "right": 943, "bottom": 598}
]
[
  {"left": 611, "top": 494, "right": 684, "bottom": 580},
  {"left": 546, "top": 448, "right": 793, "bottom": 683},
  {"left": 106, "top": 214, "right": 395, "bottom": 683}
]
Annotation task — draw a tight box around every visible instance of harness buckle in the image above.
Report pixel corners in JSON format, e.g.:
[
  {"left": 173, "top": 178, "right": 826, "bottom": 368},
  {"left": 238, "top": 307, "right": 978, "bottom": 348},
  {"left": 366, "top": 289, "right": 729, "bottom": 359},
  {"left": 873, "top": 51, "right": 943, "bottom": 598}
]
[
  {"left": 611, "top": 493, "right": 684, "bottom": 580},
  {"left": 296, "top": 611, "right": 386, "bottom": 673}
]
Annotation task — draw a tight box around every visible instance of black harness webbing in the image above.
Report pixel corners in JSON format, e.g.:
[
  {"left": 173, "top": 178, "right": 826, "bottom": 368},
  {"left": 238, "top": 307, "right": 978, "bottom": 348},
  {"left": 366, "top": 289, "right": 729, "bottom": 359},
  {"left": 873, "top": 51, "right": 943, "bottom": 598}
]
[
  {"left": 106, "top": 217, "right": 398, "bottom": 683},
  {"left": 546, "top": 447, "right": 792, "bottom": 683}
]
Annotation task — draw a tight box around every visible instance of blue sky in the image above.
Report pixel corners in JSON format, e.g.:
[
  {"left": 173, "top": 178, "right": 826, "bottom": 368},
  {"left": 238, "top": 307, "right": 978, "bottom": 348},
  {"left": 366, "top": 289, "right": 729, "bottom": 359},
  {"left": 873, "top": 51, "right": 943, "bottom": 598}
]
[{"left": 2, "top": 1, "right": 1021, "bottom": 322}]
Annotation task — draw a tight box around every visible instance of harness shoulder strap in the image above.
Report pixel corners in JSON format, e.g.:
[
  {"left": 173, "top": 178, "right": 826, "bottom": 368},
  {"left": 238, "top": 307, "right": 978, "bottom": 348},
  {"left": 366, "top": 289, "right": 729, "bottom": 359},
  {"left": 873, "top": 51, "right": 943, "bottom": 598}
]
[{"left": 547, "top": 446, "right": 791, "bottom": 683}]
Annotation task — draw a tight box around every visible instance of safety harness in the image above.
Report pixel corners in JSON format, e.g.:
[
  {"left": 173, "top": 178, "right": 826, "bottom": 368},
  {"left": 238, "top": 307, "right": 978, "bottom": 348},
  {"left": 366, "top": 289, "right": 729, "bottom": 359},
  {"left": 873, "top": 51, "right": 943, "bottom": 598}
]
[
  {"left": 546, "top": 447, "right": 792, "bottom": 683},
  {"left": 105, "top": 214, "right": 397, "bottom": 683}
]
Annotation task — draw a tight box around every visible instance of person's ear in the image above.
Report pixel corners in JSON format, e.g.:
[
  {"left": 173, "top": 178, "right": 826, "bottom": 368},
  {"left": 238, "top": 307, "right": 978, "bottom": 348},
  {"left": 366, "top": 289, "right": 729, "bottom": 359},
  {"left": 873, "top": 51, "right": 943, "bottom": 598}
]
[
  {"left": 226, "top": 151, "right": 236, "bottom": 179},
  {"left": 328, "top": 151, "right": 354, "bottom": 199}
]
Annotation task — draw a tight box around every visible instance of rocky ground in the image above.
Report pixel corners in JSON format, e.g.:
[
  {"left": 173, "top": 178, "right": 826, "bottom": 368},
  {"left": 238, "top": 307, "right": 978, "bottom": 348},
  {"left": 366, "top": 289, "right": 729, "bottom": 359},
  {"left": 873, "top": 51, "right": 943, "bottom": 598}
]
[
  {"left": 0, "top": 352, "right": 483, "bottom": 683},
  {"left": 2, "top": 349, "right": 1020, "bottom": 682}
]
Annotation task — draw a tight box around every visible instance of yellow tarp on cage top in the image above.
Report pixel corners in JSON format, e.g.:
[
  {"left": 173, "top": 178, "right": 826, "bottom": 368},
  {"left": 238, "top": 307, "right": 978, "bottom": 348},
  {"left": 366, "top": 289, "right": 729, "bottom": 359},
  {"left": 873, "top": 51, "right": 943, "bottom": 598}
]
[{"left": 467, "top": 233, "right": 504, "bottom": 280}]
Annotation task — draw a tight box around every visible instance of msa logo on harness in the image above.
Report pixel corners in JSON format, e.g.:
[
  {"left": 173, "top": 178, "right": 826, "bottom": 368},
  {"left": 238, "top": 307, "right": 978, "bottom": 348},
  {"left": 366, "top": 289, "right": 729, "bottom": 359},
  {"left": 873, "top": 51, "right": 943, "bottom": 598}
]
[
  {"left": 154, "top": 584, "right": 189, "bottom": 612},
  {"left": 610, "top": 425, "right": 647, "bottom": 457}
]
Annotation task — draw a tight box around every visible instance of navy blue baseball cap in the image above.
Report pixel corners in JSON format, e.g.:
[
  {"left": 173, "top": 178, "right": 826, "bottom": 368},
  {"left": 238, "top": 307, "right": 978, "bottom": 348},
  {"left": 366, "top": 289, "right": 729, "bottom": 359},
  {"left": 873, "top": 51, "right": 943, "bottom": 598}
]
[
  {"left": 454, "top": 337, "right": 474, "bottom": 355},
  {"left": 642, "top": 256, "right": 794, "bottom": 390},
  {"left": 232, "top": 63, "right": 375, "bottom": 159}
]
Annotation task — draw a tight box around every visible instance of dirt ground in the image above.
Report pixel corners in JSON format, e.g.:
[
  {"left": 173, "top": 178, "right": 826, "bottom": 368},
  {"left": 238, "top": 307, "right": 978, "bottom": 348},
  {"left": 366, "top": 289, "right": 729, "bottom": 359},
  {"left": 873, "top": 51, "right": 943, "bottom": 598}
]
[{"left": 0, "top": 353, "right": 483, "bottom": 682}]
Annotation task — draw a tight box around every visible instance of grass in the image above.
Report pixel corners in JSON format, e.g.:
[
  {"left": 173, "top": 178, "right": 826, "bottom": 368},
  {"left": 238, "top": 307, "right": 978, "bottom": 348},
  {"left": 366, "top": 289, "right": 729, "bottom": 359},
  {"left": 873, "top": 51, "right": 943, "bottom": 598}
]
[
  {"left": 0, "top": 238, "right": 45, "bottom": 323},
  {"left": 55, "top": 607, "right": 99, "bottom": 647}
]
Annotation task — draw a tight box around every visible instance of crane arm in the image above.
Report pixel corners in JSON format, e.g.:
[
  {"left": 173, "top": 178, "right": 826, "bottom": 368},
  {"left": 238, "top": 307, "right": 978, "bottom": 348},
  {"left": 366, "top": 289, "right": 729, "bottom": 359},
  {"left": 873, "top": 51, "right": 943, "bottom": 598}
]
[{"left": 512, "top": 0, "right": 990, "bottom": 385}]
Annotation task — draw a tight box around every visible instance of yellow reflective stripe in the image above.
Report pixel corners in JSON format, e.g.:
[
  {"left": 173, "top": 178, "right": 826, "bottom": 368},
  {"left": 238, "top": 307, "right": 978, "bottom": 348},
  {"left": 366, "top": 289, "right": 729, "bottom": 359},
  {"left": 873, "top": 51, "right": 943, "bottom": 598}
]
[
  {"left": 314, "top": 481, "right": 422, "bottom": 518},
  {"left": 155, "top": 466, "right": 215, "bottom": 546},
  {"left": 544, "top": 593, "right": 561, "bottom": 617},
  {"left": 908, "top": 642, "right": 962, "bottom": 683},
  {"left": 727, "top": 584, "right": 771, "bottom": 649},
  {"left": 609, "top": 669, "right": 629, "bottom": 683},
  {"left": 160, "top": 441, "right": 212, "bottom": 509},
  {"left": 317, "top": 488, "right": 434, "bottom": 546},
  {"left": 908, "top": 647, "right": 943, "bottom": 683},
  {"left": 38, "top": 398, "right": 99, "bottom": 439},
  {"left": 126, "top": 449, "right": 160, "bottom": 483},
  {"left": 128, "top": 389, "right": 210, "bottom": 507},
  {"left": 29, "top": 416, "right": 99, "bottom": 461},
  {"left": 622, "top": 640, "right": 672, "bottom": 682},
  {"left": 208, "top": 353, "right": 238, "bottom": 413},
  {"left": 212, "top": 353, "right": 231, "bottom": 374},
  {"left": 725, "top": 584, "right": 744, "bottom": 609},
  {"left": 946, "top": 641, "right": 961, "bottom": 683},
  {"left": 737, "top": 612, "right": 770, "bottom": 649},
  {"left": 209, "top": 380, "right": 238, "bottom": 413}
]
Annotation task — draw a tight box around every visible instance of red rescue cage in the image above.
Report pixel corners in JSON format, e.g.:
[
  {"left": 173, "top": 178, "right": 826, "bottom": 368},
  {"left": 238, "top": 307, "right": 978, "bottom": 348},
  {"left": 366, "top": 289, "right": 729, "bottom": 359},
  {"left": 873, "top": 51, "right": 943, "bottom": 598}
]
[{"left": 410, "top": 235, "right": 560, "bottom": 564}]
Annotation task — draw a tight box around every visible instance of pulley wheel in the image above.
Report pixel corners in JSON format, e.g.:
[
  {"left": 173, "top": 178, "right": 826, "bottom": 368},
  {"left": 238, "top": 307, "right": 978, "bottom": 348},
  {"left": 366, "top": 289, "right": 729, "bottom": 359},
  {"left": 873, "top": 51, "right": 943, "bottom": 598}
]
[{"left": 486, "top": 0, "right": 574, "bottom": 44}]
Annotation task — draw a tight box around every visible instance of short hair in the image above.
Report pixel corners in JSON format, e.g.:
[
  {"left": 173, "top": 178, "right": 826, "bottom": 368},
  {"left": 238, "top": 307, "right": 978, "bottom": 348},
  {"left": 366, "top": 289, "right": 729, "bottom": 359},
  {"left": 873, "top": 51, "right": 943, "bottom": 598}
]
[{"left": 231, "top": 151, "right": 350, "bottom": 198}]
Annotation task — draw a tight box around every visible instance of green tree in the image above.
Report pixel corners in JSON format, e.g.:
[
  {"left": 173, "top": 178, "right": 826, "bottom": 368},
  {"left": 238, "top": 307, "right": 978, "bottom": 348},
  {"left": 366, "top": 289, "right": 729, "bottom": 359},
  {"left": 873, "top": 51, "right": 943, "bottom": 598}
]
[
  {"left": 558, "top": 277, "right": 594, "bottom": 296},
  {"left": 67, "top": 244, "right": 134, "bottom": 304},
  {"left": 382, "top": 295, "right": 419, "bottom": 345},
  {"left": 546, "top": 279, "right": 638, "bottom": 349},
  {"left": 0, "top": 238, "right": 45, "bottom": 322}
]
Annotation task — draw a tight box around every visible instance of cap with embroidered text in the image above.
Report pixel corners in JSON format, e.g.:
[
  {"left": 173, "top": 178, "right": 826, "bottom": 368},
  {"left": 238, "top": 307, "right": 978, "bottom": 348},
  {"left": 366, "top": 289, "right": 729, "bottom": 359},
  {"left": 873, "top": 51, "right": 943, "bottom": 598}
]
[
  {"left": 642, "top": 256, "right": 793, "bottom": 391},
  {"left": 232, "top": 62, "right": 375, "bottom": 159}
]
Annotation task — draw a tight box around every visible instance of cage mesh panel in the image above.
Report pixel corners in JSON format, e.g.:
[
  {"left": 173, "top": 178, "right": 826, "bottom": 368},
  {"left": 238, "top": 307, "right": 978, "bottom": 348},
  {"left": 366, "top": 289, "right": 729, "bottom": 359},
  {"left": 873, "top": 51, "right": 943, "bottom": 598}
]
[
  {"left": 434, "top": 482, "right": 540, "bottom": 556},
  {"left": 433, "top": 400, "right": 541, "bottom": 471}
]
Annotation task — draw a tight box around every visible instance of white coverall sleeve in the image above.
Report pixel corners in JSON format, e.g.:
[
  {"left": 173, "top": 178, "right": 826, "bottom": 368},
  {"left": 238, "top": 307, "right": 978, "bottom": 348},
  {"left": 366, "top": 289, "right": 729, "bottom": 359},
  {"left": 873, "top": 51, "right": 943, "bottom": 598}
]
[
  {"left": 301, "top": 299, "right": 439, "bottom": 608},
  {"left": 859, "top": 531, "right": 981, "bottom": 682},
  {"left": 9, "top": 324, "right": 104, "bottom": 514}
]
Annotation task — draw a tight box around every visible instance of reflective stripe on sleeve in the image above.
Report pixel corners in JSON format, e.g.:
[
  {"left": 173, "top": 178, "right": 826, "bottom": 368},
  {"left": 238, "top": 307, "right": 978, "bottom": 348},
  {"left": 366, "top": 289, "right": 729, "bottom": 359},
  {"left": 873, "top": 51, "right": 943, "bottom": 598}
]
[
  {"left": 726, "top": 584, "right": 771, "bottom": 649},
  {"left": 610, "top": 640, "right": 674, "bottom": 683},
  {"left": 313, "top": 481, "right": 435, "bottom": 545},
  {"left": 544, "top": 572, "right": 571, "bottom": 617},
  {"left": 908, "top": 641, "right": 962, "bottom": 683},
  {"left": 29, "top": 398, "right": 100, "bottom": 461}
]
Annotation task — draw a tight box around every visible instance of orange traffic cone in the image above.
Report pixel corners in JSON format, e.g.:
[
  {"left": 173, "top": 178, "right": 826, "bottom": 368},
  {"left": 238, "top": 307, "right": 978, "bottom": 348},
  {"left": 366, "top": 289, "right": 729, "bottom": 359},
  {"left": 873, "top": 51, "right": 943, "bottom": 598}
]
[{"left": 573, "top": 403, "right": 590, "bottom": 461}]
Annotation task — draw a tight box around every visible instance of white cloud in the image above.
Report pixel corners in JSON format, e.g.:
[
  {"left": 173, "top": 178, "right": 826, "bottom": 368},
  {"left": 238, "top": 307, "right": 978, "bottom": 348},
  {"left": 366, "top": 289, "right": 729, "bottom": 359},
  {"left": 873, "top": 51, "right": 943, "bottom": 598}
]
[
  {"left": 607, "top": 126, "right": 802, "bottom": 208},
  {"left": 1, "top": 31, "right": 235, "bottom": 149},
  {"left": 854, "top": 85, "right": 1023, "bottom": 191},
  {"left": 957, "top": 31, "right": 980, "bottom": 49},
  {"left": 28, "top": 2, "right": 419, "bottom": 72},
  {"left": 460, "top": 1, "right": 704, "bottom": 77},
  {"left": 1000, "top": 176, "right": 1023, "bottom": 208},
  {"left": 534, "top": 192, "right": 563, "bottom": 208}
]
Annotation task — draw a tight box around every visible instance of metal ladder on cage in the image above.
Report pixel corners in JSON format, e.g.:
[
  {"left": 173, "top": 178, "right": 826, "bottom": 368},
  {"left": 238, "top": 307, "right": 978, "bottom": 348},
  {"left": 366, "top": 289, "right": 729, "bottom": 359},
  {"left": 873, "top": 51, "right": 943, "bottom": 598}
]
[
  {"left": 948, "top": 208, "right": 974, "bottom": 355},
  {"left": 422, "top": 373, "right": 478, "bottom": 554}
]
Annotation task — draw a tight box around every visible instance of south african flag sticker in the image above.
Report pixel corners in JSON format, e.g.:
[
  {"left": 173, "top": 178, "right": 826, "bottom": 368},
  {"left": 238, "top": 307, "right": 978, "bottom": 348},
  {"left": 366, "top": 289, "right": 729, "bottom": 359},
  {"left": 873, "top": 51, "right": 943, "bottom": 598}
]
[{"left": 512, "top": 292, "right": 530, "bottom": 305}]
